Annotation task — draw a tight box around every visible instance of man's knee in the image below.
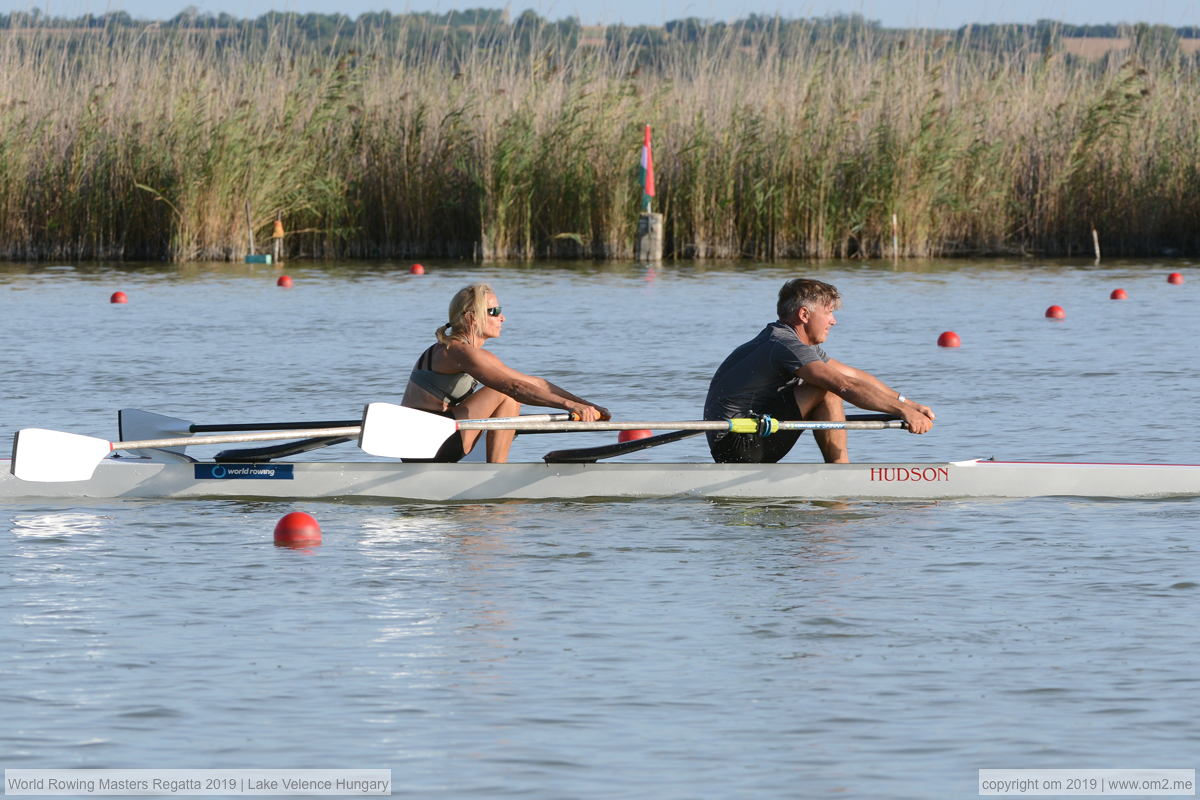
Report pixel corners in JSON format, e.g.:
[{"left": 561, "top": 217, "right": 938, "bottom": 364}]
[{"left": 794, "top": 384, "right": 843, "bottom": 419}]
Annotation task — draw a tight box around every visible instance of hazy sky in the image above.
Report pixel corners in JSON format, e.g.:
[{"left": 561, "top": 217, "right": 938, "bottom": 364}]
[{"left": 4, "top": 0, "right": 1199, "bottom": 29}]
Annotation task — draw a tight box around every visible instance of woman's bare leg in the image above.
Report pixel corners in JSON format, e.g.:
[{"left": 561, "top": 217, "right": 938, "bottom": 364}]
[{"left": 454, "top": 388, "right": 520, "bottom": 463}]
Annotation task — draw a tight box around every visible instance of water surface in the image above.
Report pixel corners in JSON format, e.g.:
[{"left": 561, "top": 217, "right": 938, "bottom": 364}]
[{"left": 2, "top": 259, "right": 1198, "bottom": 798}]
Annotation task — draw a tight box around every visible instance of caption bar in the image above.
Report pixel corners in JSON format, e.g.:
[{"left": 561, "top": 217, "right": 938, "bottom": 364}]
[
  {"left": 4, "top": 770, "right": 391, "bottom": 796},
  {"left": 980, "top": 769, "right": 1195, "bottom": 796}
]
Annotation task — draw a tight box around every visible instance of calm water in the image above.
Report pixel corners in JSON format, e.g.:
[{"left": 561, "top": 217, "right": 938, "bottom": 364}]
[{"left": 2, "top": 259, "right": 1199, "bottom": 798}]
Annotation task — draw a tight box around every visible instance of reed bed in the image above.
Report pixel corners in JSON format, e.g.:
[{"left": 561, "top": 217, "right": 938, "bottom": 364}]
[{"left": 1, "top": 18, "right": 1199, "bottom": 260}]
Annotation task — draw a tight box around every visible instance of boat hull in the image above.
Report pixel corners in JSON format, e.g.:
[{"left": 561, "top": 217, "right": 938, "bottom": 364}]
[{"left": 3, "top": 458, "right": 1200, "bottom": 502}]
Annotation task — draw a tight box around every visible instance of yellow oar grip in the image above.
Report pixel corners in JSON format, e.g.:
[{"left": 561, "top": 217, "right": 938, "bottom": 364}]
[{"left": 728, "top": 417, "right": 779, "bottom": 435}]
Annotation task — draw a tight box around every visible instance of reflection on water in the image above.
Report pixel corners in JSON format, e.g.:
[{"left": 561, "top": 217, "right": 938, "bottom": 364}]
[
  {"left": 8, "top": 510, "right": 111, "bottom": 539},
  {"left": 3, "top": 262, "right": 1200, "bottom": 796}
]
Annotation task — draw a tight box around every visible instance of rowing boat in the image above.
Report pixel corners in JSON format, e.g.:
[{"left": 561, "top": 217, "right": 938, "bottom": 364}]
[
  {"left": 3, "top": 456, "right": 1200, "bottom": 502},
  {"left": 6, "top": 405, "right": 1199, "bottom": 502}
]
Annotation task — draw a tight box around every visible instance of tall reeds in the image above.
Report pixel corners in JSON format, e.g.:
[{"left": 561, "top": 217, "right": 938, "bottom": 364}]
[{"left": 1, "top": 17, "right": 1199, "bottom": 260}]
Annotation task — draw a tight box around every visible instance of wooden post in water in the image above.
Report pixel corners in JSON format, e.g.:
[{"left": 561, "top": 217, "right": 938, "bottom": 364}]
[
  {"left": 892, "top": 213, "right": 900, "bottom": 261},
  {"left": 245, "top": 201, "right": 255, "bottom": 257},
  {"left": 636, "top": 123, "right": 662, "bottom": 261},
  {"left": 1092, "top": 226, "right": 1101, "bottom": 263},
  {"left": 272, "top": 213, "right": 285, "bottom": 264},
  {"left": 636, "top": 213, "right": 663, "bottom": 261}
]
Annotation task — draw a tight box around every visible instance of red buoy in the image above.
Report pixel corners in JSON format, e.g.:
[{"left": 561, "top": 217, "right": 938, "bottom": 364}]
[
  {"left": 410, "top": 263, "right": 426, "bottom": 275},
  {"left": 1110, "top": 288, "right": 1127, "bottom": 300},
  {"left": 1168, "top": 272, "right": 1184, "bottom": 284},
  {"left": 276, "top": 275, "right": 293, "bottom": 288},
  {"left": 274, "top": 512, "right": 322, "bottom": 547},
  {"left": 937, "top": 331, "right": 961, "bottom": 348},
  {"left": 617, "top": 429, "right": 653, "bottom": 443},
  {"left": 1045, "top": 305, "right": 1066, "bottom": 319},
  {"left": 110, "top": 291, "right": 128, "bottom": 304}
]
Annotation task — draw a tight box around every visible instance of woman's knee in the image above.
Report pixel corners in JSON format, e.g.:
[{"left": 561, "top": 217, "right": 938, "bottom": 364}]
[{"left": 491, "top": 393, "right": 519, "bottom": 417}]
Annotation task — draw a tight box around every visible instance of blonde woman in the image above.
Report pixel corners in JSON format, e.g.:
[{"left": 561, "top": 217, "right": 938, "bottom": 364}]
[{"left": 401, "top": 283, "right": 610, "bottom": 463}]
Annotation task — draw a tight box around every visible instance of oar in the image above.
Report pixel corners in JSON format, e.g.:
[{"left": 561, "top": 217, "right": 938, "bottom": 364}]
[
  {"left": 541, "top": 413, "right": 902, "bottom": 463},
  {"left": 14, "top": 409, "right": 575, "bottom": 483},
  {"left": 120, "top": 408, "right": 571, "bottom": 438},
  {"left": 120, "top": 407, "right": 359, "bottom": 438},
  {"left": 358, "top": 403, "right": 908, "bottom": 460},
  {"left": 544, "top": 431, "right": 703, "bottom": 463},
  {"left": 12, "top": 425, "right": 366, "bottom": 483}
]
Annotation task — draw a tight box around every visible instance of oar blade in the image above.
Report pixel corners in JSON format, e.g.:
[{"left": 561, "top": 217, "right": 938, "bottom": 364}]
[
  {"left": 118, "top": 409, "right": 193, "bottom": 456},
  {"left": 358, "top": 403, "right": 457, "bottom": 459},
  {"left": 118, "top": 408, "right": 193, "bottom": 440},
  {"left": 11, "top": 428, "right": 112, "bottom": 482}
]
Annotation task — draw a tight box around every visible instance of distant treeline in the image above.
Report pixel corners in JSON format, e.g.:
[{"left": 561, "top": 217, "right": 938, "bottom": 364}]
[
  {"left": 2, "top": 8, "right": 1200, "bottom": 62},
  {"left": 3, "top": 13, "right": 1200, "bottom": 261}
]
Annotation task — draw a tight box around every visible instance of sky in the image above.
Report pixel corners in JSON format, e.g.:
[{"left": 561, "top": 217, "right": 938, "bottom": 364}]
[{"left": 3, "top": 0, "right": 1199, "bottom": 30}]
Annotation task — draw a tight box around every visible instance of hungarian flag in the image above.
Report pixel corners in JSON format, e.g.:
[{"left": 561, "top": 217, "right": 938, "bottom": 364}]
[{"left": 640, "top": 124, "right": 655, "bottom": 213}]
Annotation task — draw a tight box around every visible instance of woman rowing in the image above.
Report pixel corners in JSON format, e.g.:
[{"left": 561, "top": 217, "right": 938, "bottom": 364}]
[{"left": 401, "top": 283, "right": 610, "bottom": 463}]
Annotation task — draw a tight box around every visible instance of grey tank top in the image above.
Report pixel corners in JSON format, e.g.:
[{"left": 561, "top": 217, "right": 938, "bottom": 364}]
[{"left": 408, "top": 344, "right": 478, "bottom": 405}]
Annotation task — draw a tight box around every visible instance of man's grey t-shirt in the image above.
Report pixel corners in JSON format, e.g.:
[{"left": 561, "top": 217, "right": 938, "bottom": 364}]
[{"left": 703, "top": 321, "right": 829, "bottom": 422}]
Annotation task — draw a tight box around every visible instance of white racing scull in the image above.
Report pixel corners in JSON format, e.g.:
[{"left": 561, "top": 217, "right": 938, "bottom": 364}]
[
  {"left": 4, "top": 404, "right": 1199, "bottom": 502},
  {"left": 2, "top": 457, "right": 1199, "bottom": 501}
]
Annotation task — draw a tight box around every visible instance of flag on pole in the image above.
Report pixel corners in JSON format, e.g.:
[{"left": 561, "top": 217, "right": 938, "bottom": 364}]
[{"left": 640, "top": 124, "right": 655, "bottom": 213}]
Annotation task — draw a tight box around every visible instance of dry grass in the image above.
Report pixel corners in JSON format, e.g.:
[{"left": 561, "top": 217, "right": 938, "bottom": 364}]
[{"left": 0, "top": 21, "right": 1199, "bottom": 260}]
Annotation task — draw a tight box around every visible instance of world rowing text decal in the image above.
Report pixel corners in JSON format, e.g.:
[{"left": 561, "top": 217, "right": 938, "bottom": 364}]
[
  {"left": 194, "top": 464, "right": 295, "bottom": 480},
  {"left": 869, "top": 467, "right": 950, "bottom": 482}
]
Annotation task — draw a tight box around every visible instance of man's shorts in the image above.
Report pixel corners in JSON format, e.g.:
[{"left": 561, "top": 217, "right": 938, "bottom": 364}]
[{"left": 707, "top": 390, "right": 805, "bottom": 464}]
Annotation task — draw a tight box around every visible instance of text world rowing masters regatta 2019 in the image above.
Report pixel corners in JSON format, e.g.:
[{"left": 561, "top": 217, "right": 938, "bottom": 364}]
[{"left": 869, "top": 467, "right": 950, "bottom": 482}]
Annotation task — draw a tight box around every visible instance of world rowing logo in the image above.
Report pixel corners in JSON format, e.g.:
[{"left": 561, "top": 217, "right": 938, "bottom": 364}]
[{"left": 193, "top": 464, "right": 294, "bottom": 480}]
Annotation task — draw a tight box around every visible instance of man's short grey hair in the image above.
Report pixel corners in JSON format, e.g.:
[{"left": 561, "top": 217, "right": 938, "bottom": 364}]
[{"left": 777, "top": 279, "right": 841, "bottom": 320}]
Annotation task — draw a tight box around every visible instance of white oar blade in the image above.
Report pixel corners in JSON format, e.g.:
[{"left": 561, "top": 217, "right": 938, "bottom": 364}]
[
  {"left": 359, "top": 403, "right": 457, "bottom": 459},
  {"left": 12, "top": 428, "right": 112, "bottom": 482}
]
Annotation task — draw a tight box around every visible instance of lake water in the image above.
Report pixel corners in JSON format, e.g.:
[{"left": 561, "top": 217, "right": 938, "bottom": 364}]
[{"left": 2, "top": 258, "right": 1198, "bottom": 798}]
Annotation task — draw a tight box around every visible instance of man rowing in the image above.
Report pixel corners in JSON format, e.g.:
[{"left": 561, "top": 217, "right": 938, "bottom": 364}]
[
  {"left": 703, "top": 278, "right": 935, "bottom": 463},
  {"left": 401, "top": 283, "right": 610, "bottom": 463}
]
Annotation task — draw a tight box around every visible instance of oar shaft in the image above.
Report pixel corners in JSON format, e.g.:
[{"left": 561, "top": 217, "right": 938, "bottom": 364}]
[
  {"left": 116, "top": 426, "right": 363, "bottom": 452},
  {"left": 459, "top": 419, "right": 906, "bottom": 432},
  {"left": 191, "top": 420, "right": 358, "bottom": 433},
  {"left": 188, "top": 413, "right": 571, "bottom": 434},
  {"left": 116, "top": 414, "right": 577, "bottom": 452}
]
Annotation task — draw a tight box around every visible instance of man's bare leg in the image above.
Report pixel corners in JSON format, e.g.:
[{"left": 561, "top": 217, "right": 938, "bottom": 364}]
[{"left": 793, "top": 383, "right": 848, "bottom": 463}]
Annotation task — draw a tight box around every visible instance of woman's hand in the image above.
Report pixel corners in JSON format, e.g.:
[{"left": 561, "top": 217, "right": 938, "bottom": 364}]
[{"left": 568, "top": 402, "right": 611, "bottom": 422}]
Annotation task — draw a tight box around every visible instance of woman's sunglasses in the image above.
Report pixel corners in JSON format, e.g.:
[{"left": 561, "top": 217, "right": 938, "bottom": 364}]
[{"left": 486, "top": 306, "right": 503, "bottom": 317}]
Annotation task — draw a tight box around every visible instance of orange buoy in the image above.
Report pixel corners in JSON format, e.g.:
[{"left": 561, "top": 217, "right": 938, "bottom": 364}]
[
  {"left": 110, "top": 291, "right": 128, "bottom": 304},
  {"left": 1168, "top": 272, "right": 1184, "bottom": 284},
  {"left": 937, "top": 331, "right": 961, "bottom": 348},
  {"left": 274, "top": 512, "right": 322, "bottom": 547},
  {"left": 410, "top": 264, "right": 426, "bottom": 275},
  {"left": 1110, "top": 288, "right": 1127, "bottom": 300},
  {"left": 1045, "top": 305, "right": 1066, "bottom": 319},
  {"left": 617, "top": 429, "right": 653, "bottom": 443},
  {"left": 276, "top": 275, "right": 293, "bottom": 288}
]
